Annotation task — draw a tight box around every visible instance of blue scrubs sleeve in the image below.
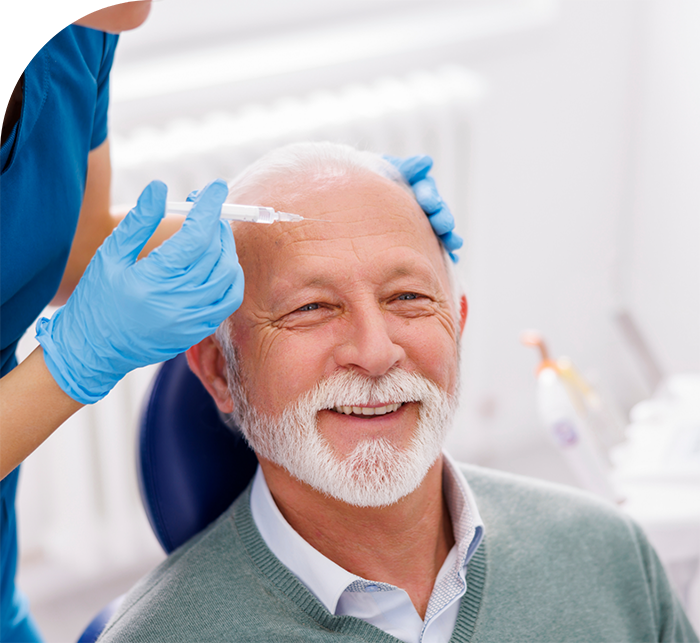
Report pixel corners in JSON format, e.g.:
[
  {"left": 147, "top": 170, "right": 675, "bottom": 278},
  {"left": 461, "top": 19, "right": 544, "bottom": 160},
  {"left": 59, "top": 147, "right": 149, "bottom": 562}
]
[
  {"left": 0, "top": 26, "right": 119, "bottom": 643},
  {"left": 91, "top": 32, "right": 118, "bottom": 150}
]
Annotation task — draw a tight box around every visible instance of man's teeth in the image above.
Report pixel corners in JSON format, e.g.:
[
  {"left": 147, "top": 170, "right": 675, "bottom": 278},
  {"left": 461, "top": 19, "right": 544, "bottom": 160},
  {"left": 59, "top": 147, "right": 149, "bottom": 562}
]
[{"left": 333, "top": 403, "right": 402, "bottom": 416}]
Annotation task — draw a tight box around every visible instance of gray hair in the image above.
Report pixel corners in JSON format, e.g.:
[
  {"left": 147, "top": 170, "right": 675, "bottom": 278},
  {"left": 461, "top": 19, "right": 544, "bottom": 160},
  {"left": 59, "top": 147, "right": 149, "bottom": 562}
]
[{"left": 225, "top": 141, "right": 412, "bottom": 202}]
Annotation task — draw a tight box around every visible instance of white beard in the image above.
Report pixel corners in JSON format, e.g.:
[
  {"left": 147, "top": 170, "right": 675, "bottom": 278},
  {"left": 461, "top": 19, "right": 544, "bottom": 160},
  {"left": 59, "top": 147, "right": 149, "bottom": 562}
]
[{"left": 227, "top": 367, "right": 457, "bottom": 507}]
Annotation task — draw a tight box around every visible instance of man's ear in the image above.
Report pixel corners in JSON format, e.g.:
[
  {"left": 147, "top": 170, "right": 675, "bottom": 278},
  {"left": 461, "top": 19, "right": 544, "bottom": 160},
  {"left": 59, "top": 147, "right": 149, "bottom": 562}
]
[
  {"left": 459, "top": 294, "right": 468, "bottom": 337},
  {"left": 186, "top": 336, "right": 234, "bottom": 414}
]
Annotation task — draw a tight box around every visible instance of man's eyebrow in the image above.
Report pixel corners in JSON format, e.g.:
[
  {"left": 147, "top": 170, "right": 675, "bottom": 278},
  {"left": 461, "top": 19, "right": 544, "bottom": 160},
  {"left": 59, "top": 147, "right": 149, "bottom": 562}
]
[
  {"left": 290, "top": 264, "right": 431, "bottom": 289},
  {"left": 384, "top": 265, "right": 413, "bottom": 280},
  {"left": 291, "top": 275, "right": 335, "bottom": 289},
  {"left": 267, "top": 275, "right": 333, "bottom": 309},
  {"left": 383, "top": 262, "right": 440, "bottom": 284},
  {"left": 270, "top": 255, "right": 439, "bottom": 297}
]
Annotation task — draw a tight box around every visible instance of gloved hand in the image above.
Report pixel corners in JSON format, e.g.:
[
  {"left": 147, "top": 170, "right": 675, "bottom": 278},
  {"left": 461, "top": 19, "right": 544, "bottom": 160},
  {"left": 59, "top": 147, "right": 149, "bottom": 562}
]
[
  {"left": 384, "top": 154, "right": 463, "bottom": 262},
  {"left": 36, "top": 179, "right": 244, "bottom": 405}
]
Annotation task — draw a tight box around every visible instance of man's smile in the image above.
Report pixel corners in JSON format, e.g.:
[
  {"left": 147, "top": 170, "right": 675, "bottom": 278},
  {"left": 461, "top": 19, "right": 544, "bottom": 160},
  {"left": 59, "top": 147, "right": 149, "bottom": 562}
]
[
  {"left": 317, "top": 403, "right": 420, "bottom": 446},
  {"left": 331, "top": 403, "right": 404, "bottom": 417}
]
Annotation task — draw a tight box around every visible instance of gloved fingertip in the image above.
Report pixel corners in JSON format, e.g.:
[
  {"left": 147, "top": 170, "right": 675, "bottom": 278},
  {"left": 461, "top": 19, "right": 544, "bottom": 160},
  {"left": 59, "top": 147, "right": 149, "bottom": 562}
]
[
  {"left": 403, "top": 155, "right": 433, "bottom": 183},
  {"left": 449, "top": 251, "right": 460, "bottom": 264},
  {"left": 142, "top": 180, "right": 167, "bottom": 201},
  {"left": 106, "top": 180, "right": 168, "bottom": 260},
  {"left": 178, "top": 180, "right": 230, "bottom": 242},
  {"left": 210, "top": 177, "right": 230, "bottom": 192},
  {"left": 384, "top": 154, "right": 433, "bottom": 184},
  {"left": 193, "top": 178, "right": 229, "bottom": 208},
  {"left": 428, "top": 211, "right": 455, "bottom": 237},
  {"left": 186, "top": 189, "right": 200, "bottom": 203},
  {"left": 414, "top": 177, "right": 442, "bottom": 214},
  {"left": 441, "top": 231, "right": 464, "bottom": 252},
  {"left": 135, "top": 180, "right": 168, "bottom": 219}
]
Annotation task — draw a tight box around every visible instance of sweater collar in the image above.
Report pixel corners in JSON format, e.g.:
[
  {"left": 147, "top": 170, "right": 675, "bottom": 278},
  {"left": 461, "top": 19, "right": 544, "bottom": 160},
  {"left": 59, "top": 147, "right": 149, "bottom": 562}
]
[{"left": 249, "top": 451, "right": 484, "bottom": 616}]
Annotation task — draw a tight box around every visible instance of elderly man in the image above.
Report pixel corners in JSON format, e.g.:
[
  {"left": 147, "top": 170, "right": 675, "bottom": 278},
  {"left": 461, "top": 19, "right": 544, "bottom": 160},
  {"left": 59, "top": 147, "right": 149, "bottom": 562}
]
[{"left": 99, "top": 143, "right": 697, "bottom": 643}]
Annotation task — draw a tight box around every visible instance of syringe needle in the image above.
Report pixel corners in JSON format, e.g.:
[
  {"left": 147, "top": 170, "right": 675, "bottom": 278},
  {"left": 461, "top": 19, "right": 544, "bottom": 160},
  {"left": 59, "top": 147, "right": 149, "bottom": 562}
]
[{"left": 276, "top": 211, "right": 330, "bottom": 223}]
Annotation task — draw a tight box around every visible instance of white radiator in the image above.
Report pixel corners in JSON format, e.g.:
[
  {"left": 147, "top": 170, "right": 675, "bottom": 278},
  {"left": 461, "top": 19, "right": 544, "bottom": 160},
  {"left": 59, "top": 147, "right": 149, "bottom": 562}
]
[
  {"left": 110, "top": 65, "right": 482, "bottom": 211},
  {"left": 18, "top": 64, "right": 483, "bottom": 591}
]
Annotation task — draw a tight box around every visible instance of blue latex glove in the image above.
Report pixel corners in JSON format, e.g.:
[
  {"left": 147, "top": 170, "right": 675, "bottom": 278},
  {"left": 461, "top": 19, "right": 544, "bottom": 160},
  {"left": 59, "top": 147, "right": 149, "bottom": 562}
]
[
  {"left": 36, "top": 179, "right": 244, "bottom": 405},
  {"left": 384, "top": 154, "right": 463, "bottom": 262}
]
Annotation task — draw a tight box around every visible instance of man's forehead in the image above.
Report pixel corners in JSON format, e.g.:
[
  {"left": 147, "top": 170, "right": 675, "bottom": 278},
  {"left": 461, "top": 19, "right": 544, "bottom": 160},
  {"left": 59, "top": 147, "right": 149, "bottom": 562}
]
[{"left": 232, "top": 171, "right": 442, "bottom": 272}]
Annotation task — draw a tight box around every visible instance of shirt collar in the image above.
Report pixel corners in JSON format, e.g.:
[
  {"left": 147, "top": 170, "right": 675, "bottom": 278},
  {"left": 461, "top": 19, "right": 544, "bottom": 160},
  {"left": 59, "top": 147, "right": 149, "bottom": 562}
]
[
  {"left": 249, "top": 451, "right": 484, "bottom": 615},
  {"left": 422, "top": 451, "right": 484, "bottom": 624},
  {"left": 441, "top": 451, "right": 484, "bottom": 568},
  {"left": 250, "top": 466, "right": 356, "bottom": 612}
]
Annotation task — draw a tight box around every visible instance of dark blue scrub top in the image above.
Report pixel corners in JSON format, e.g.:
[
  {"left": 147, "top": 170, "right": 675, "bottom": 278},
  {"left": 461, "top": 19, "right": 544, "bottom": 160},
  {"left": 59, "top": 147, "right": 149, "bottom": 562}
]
[{"left": 0, "top": 25, "right": 118, "bottom": 642}]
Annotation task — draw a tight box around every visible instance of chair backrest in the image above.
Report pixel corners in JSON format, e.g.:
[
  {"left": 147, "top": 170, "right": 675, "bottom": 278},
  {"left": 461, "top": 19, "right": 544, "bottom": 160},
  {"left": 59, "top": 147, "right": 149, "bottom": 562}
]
[
  {"left": 138, "top": 353, "right": 258, "bottom": 553},
  {"left": 77, "top": 354, "right": 258, "bottom": 642},
  {"left": 77, "top": 597, "right": 126, "bottom": 643}
]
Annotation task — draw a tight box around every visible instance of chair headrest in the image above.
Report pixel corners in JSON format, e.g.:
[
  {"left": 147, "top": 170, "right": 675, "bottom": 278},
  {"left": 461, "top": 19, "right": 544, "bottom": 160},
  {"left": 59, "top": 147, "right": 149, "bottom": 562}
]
[{"left": 138, "top": 353, "right": 258, "bottom": 553}]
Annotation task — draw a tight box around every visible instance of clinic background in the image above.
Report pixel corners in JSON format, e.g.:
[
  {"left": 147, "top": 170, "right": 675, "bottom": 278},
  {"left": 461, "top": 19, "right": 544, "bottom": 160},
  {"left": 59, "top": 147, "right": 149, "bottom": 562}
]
[{"left": 10, "top": 0, "right": 699, "bottom": 640}]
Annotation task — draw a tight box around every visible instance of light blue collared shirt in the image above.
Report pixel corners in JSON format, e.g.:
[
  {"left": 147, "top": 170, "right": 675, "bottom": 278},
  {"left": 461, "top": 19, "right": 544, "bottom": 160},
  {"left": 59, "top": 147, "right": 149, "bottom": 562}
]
[{"left": 250, "top": 451, "right": 484, "bottom": 643}]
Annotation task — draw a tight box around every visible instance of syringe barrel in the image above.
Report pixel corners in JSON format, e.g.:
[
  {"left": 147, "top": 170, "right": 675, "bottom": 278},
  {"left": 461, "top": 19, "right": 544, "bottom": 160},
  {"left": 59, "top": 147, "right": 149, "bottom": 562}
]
[
  {"left": 164, "top": 202, "right": 277, "bottom": 223},
  {"left": 220, "top": 204, "right": 275, "bottom": 223},
  {"left": 165, "top": 202, "right": 195, "bottom": 215}
]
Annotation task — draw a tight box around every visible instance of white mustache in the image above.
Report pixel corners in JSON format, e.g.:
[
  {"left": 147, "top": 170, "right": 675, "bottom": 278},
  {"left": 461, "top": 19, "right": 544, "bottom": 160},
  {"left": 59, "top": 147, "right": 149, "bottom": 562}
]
[{"left": 298, "top": 368, "right": 443, "bottom": 415}]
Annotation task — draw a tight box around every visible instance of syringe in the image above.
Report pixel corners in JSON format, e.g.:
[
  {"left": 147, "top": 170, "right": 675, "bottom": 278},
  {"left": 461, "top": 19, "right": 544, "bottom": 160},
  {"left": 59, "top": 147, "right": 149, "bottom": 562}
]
[{"left": 166, "top": 202, "right": 304, "bottom": 224}]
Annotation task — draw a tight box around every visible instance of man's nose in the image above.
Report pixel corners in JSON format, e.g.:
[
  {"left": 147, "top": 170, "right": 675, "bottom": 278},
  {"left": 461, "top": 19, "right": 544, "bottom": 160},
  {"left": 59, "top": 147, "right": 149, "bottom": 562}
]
[{"left": 333, "top": 308, "right": 406, "bottom": 377}]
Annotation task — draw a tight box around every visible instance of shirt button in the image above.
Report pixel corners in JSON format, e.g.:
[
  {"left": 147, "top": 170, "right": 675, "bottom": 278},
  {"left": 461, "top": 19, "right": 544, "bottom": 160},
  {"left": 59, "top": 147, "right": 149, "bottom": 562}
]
[{"left": 365, "top": 584, "right": 379, "bottom": 592}]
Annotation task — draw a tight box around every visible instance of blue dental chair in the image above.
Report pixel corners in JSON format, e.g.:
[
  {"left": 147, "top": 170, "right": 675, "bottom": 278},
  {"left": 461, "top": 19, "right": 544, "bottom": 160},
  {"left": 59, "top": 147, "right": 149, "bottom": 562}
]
[{"left": 77, "top": 353, "right": 258, "bottom": 642}]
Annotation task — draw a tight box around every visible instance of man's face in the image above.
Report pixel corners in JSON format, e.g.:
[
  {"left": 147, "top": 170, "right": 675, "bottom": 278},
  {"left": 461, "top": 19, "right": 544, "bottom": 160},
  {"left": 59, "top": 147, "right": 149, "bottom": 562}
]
[{"left": 208, "top": 169, "right": 464, "bottom": 505}]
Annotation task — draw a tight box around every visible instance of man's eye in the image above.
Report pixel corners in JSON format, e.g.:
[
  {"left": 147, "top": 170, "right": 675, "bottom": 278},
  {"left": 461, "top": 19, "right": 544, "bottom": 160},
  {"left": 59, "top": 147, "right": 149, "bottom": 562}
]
[
  {"left": 297, "top": 303, "right": 320, "bottom": 312},
  {"left": 397, "top": 293, "right": 420, "bottom": 301}
]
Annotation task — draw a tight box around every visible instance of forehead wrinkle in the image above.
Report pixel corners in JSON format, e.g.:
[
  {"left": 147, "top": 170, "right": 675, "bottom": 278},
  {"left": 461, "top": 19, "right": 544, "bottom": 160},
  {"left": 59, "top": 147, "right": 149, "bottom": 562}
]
[
  {"left": 233, "top": 171, "right": 428, "bottom": 249},
  {"left": 233, "top": 171, "right": 448, "bottom": 302}
]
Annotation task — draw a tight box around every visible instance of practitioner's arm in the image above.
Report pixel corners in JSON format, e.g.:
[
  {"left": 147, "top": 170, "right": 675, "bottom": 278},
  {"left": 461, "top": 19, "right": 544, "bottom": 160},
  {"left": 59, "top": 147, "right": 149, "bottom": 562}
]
[{"left": 0, "top": 348, "right": 83, "bottom": 478}]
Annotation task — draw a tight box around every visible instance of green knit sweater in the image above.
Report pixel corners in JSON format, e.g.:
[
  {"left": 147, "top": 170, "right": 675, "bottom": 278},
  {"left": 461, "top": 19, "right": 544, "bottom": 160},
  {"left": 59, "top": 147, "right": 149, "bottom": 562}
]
[{"left": 98, "top": 465, "right": 698, "bottom": 642}]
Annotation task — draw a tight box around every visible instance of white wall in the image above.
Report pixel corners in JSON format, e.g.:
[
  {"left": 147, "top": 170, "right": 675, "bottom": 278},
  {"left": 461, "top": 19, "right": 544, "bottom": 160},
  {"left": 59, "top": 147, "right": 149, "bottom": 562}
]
[
  {"left": 624, "top": 0, "right": 700, "bottom": 376},
  {"left": 447, "top": 0, "right": 642, "bottom": 464}
]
